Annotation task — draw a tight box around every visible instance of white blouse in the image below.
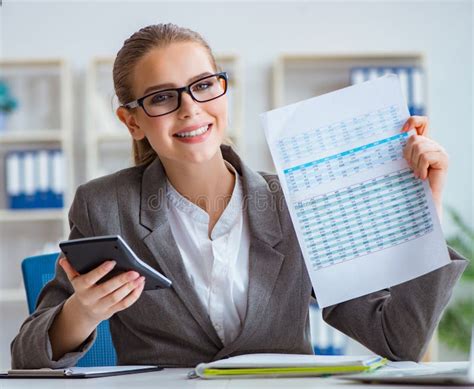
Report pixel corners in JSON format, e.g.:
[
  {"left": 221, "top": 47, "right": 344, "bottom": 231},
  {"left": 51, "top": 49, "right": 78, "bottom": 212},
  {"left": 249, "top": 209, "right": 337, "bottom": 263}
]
[{"left": 165, "top": 161, "right": 250, "bottom": 345}]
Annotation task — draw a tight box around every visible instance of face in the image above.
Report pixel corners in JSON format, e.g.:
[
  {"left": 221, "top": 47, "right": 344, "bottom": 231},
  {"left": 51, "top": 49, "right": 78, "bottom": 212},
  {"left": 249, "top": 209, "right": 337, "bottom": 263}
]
[{"left": 118, "top": 42, "right": 228, "bottom": 166}]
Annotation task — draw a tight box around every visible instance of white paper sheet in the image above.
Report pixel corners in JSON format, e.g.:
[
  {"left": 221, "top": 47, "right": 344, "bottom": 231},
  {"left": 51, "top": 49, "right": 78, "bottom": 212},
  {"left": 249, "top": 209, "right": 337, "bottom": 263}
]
[
  {"left": 197, "top": 353, "right": 381, "bottom": 368},
  {"left": 261, "top": 75, "right": 450, "bottom": 308}
]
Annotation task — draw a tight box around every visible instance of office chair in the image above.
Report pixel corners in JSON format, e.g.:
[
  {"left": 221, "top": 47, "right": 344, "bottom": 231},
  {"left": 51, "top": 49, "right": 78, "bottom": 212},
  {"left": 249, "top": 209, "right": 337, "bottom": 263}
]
[{"left": 21, "top": 253, "right": 117, "bottom": 366}]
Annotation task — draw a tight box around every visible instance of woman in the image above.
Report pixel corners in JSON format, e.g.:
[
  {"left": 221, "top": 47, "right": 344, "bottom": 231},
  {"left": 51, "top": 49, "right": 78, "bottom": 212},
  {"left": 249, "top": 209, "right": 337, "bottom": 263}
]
[{"left": 11, "top": 23, "right": 467, "bottom": 369}]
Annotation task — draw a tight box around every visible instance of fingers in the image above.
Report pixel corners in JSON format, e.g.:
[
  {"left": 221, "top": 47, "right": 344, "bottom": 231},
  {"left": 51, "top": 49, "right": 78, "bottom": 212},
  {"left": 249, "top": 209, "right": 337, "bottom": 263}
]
[
  {"left": 101, "top": 276, "right": 145, "bottom": 314},
  {"left": 113, "top": 279, "right": 145, "bottom": 312},
  {"left": 401, "top": 115, "right": 429, "bottom": 137},
  {"left": 79, "top": 260, "right": 117, "bottom": 289},
  {"left": 59, "top": 257, "right": 80, "bottom": 282},
  {"left": 112, "top": 279, "right": 146, "bottom": 312},
  {"left": 415, "top": 151, "right": 446, "bottom": 180},
  {"left": 404, "top": 135, "right": 438, "bottom": 169},
  {"left": 403, "top": 135, "right": 448, "bottom": 179},
  {"left": 90, "top": 270, "right": 140, "bottom": 301},
  {"left": 60, "top": 256, "right": 146, "bottom": 323}
]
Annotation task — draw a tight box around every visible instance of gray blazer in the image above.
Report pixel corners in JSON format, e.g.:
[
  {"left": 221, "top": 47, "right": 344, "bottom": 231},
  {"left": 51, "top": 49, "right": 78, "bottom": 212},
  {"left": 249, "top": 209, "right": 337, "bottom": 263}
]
[{"left": 11, "top": 145, "right": 468, "bottom": 369}]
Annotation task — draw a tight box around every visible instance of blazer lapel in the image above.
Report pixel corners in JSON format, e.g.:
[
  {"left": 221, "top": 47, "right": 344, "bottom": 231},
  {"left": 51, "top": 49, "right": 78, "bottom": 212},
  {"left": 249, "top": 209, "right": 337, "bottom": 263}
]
[
  {"left": 214, "top": 146, "right": 285, "bottom": 359},
  {"left": 139, "top": 158, "right": 223, "bottom": 348},
  {"left": 137, "top": 145, "right": 286, "bottom": 357}
]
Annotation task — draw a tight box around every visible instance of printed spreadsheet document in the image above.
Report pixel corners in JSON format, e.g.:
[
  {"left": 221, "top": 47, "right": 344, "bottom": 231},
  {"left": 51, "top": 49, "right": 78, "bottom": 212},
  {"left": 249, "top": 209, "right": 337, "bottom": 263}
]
[{"left": 261, "top": 75, "right": 450, "bottom": 308}]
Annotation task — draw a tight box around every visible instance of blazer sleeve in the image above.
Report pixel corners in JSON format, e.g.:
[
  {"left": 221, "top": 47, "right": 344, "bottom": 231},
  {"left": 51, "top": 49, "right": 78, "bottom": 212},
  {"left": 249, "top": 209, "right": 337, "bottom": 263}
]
[
  {"left": 10, "top": 185, "right": 99, "bottom": 369},
  {"left": 322, "top": 246, "right": 469, "bottom": 362}
]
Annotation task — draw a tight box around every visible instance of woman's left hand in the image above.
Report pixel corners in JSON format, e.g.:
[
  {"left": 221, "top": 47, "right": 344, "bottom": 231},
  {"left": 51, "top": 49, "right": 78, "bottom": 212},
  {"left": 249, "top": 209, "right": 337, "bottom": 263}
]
[{"left": 401, "top": 116, "right": 449, "bottom": 211}]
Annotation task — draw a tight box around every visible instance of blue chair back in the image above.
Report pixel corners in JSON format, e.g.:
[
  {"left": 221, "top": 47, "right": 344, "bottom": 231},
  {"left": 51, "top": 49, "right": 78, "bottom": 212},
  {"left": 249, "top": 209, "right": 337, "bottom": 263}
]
[{"left": 21, "top": 253, "right": 117, "bottom": 366}]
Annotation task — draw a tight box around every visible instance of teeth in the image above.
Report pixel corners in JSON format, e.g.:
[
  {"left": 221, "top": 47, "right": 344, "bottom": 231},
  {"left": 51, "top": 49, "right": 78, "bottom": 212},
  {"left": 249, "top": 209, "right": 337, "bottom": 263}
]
[{"left": 175, "top": 125, "right": 209, "bottom": 138}]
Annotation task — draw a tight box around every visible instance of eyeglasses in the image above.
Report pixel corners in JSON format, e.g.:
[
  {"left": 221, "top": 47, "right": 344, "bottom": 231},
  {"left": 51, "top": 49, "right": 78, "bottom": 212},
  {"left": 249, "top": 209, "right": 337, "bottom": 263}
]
[{"left": 122, "top": 72, "right": 228, "bottom": 117}]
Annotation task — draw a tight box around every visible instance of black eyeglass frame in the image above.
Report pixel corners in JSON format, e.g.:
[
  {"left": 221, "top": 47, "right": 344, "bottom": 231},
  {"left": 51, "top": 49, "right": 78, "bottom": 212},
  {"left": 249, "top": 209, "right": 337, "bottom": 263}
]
[{"left": 122, "top": 71, "right": 228, "bottom": 117}]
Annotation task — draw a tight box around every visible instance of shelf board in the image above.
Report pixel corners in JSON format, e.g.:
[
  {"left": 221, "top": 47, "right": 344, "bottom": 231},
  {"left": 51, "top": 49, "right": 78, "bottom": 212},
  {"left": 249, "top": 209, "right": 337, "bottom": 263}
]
[
  {"left": 0, "top": 209, "right": 64, "bottom": 222},
  {"left": 216, "top": 54, "right": 239, "bottom": 63},
  {"left": 279, "top": 52, "right": 424, "bottom": 61},
  {"left": 96, "top": 132, "right": 131, "bottom": 142},
  {"left": 92, "top": 57, "right": 113, "bottom": 64},
  {"left": 0, "top": 288, "right": 26, "bottom": 302},
  {"left": 0, "top": 58, "right": 64, "bottom": 67},
  {"left": 0, "top": 130, "right": 63, "bottom": 144}
]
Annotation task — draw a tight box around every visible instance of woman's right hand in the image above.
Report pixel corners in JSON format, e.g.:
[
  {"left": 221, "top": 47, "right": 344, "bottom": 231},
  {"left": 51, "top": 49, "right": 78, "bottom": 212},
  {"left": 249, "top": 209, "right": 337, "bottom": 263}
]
[{"left": 59, "top": 257, "right": 145, "bottom": 326}]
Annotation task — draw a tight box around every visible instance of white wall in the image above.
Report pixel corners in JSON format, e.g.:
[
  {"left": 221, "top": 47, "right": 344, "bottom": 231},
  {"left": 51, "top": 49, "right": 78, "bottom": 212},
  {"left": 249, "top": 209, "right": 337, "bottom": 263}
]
[
  {"left": 2, "top": 0, "right": 473, "bottom": 231},
  {"left": 0, "top": 0, "right": 472, "bottom": 367},
  {"left": 2, "top": 0, "right": 472, "bottom": 233}
]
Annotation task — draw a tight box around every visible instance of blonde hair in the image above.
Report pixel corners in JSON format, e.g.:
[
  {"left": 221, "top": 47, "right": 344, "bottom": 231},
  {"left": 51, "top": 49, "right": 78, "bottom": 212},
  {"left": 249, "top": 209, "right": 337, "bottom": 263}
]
[{"left": 113, "top": 23, "right": 225, "bottom": 166}]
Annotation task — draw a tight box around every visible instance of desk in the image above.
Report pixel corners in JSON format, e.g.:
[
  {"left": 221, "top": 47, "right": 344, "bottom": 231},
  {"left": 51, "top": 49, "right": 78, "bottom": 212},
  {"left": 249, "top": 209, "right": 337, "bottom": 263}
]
[{"left": 0, "top": 363, "right": 467, "bottom": 388}]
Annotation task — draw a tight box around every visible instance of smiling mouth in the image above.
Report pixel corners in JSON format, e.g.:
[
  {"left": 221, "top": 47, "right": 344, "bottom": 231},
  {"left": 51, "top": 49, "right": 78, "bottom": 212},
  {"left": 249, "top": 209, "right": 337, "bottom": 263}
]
[{"left": 174, "top": 125, "right": 210, "bottom": 138}]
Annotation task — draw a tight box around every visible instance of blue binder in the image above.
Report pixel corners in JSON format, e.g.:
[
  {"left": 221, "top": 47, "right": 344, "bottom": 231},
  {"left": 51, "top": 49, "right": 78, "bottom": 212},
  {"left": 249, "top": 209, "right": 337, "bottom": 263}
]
[
  {"left": 309, "top": 303, "right": 348, "bottom": 355},
  {"left": 350, "top": 66, "right": 425, "bottom": 116},
  {"left": 5, "top": 149, "right": 64, "bottom": 209}
]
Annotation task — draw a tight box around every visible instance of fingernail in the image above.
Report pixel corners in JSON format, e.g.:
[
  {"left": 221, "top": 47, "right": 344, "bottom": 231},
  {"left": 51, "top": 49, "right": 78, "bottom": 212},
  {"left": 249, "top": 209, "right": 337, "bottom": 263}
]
[{"left": 105, "top": 260, "right": 116, "bottom": 269}]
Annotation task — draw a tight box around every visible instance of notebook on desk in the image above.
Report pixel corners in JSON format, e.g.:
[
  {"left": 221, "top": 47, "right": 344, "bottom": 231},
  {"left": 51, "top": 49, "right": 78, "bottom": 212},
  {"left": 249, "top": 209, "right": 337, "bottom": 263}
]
[
  {"left": 189, "top": 353, "right": 387, "bottom": 379},
  {"left": 340, "top": 328, "right": 474, "bottom": 386},
  {"left": 0, "top": 365, "right": 161, "bottom": 379}
]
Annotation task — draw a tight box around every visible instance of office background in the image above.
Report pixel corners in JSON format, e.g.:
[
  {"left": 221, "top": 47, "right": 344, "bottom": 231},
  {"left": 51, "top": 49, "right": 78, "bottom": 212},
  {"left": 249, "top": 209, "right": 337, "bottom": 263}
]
[{"left": 0, "top": 0, "right": 472, "bottom": 369}]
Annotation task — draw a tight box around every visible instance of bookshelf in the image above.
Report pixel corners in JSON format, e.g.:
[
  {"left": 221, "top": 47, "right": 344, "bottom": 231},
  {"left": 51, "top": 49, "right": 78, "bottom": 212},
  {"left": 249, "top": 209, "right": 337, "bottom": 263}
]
[
  {"left": 0, "top": 59, "right": 73, "bottom": 302},
  {"left": 272, "top": 53, "right": 426, "bottom": 110},
  {"left": 215, "top": 54, "right": 244, "bottom": 148},
  {"left": 85, "top": 54, "right": 243, "bottom": 181}
]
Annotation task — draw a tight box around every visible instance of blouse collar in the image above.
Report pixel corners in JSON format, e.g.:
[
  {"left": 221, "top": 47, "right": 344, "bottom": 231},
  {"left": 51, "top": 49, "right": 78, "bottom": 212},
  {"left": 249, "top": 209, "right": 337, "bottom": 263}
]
[{"left": 165, "top": 160, "right": 243, "bottom": 240}]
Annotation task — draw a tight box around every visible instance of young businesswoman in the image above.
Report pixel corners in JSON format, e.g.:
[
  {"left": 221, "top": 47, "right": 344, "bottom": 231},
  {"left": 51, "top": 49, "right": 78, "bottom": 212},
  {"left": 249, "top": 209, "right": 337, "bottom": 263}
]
[{"left": 11, "top": 23, "right": 467, "bottom": 369}]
